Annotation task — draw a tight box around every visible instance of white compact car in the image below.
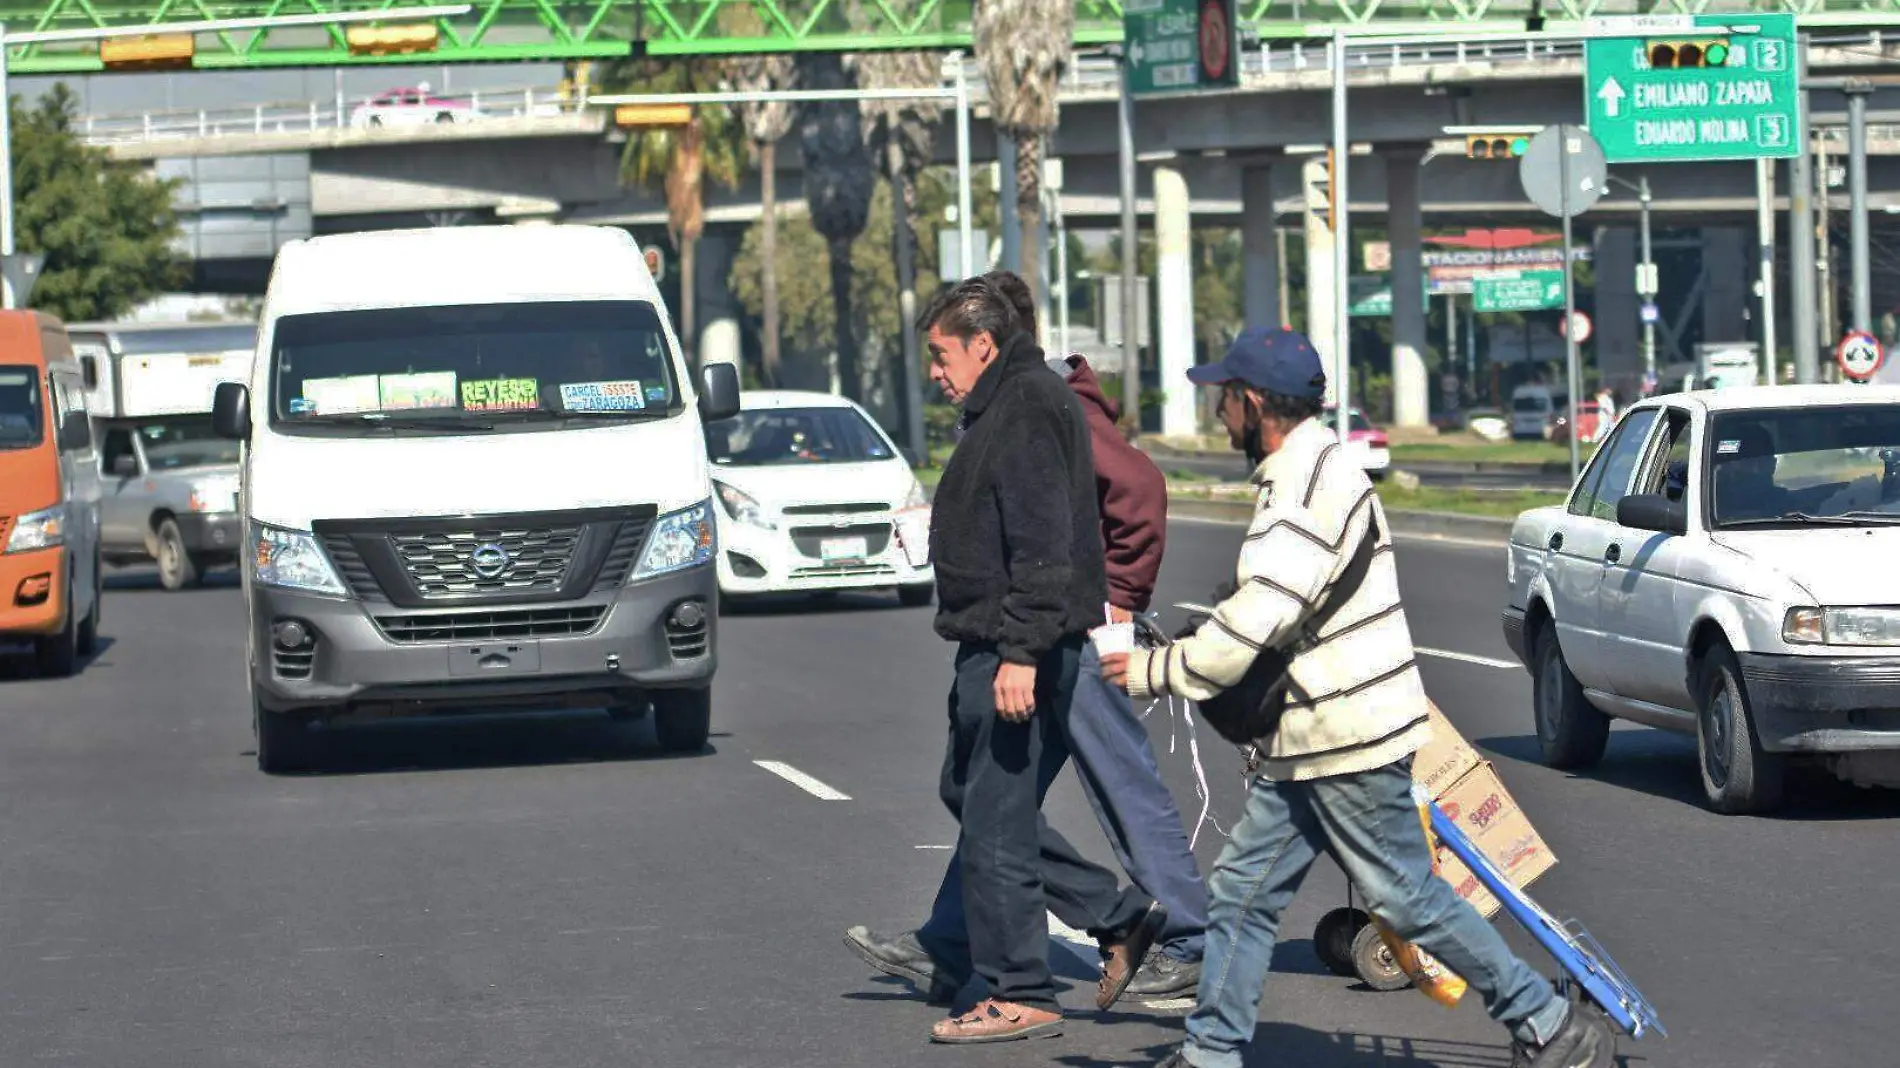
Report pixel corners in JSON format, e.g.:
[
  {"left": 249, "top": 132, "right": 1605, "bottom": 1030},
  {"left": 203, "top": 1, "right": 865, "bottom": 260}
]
[
  {"left": 1503, "top": 384, "right": 1900, "bottom": 813},
  {"left": 706, "top": 391, "right": 934, "bottom": 605}
]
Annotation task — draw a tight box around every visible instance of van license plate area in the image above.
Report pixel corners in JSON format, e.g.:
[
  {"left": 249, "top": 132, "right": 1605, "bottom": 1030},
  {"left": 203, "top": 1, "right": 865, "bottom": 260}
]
[{"left": 447, "top": 642, "right": 543, "bottom": 677}]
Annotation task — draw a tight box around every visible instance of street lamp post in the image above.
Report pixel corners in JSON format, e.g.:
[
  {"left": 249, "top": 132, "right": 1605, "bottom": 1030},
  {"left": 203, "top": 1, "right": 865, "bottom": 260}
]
[
  {"left": 0, "top": 4, "right": 473, "bottom": 308},
  {"left": 1606, "top": 172, "right": 1657, "bottom": 388}
]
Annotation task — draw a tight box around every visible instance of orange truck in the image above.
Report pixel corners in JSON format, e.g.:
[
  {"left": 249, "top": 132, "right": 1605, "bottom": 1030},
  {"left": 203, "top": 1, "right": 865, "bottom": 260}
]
[{"left": 0, "top": 310, "right": 103, "bottom": 677}]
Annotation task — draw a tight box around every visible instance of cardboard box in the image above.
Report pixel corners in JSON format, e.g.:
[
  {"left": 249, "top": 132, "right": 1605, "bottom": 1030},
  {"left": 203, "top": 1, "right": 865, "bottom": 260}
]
[
  {"left": 1430, "top": 761, "right": 1558, "bottom": 921},
  {"left": 1413, "top": 698, "right": 1483, "bottom": 799}
]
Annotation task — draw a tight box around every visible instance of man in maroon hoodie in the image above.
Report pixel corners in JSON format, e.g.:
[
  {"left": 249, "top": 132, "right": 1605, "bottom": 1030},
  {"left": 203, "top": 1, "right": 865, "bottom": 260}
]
[{"left": 845, "top": 273, "right": 1208, "bottom": 1003}]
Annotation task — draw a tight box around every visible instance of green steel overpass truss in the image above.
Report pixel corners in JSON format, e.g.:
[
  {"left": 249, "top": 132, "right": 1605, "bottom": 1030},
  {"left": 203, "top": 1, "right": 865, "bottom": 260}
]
[{"left": 0, "top": 0, "right": 1894, "bottom": 73}]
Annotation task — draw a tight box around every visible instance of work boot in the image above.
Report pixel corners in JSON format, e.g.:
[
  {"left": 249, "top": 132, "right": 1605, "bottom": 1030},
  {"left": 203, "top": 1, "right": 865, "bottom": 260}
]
[
  {"left": 1096, "top": 902, "right": 1169, "bottom": 1009},
  {"left": 1512, "top": 1000, "right": 1617, "bottom": 1068},
  {"left": 1123, "top": 949, "right": 1202, "bottom": 1001},
  {"left": 842, "top": 926, "right": 963, "bottom": 1005}
]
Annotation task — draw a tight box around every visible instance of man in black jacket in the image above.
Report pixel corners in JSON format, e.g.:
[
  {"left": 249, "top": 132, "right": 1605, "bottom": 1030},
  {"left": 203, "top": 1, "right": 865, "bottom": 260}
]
[{"left": 907, "top": 277, "right": 1161, "bottom": 1045}]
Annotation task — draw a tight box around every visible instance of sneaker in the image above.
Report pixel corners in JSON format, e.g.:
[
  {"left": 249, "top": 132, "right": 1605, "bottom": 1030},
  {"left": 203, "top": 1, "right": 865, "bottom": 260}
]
[
  {"left": 1513, "top": 1001, "right": 1617, "bottom": 1068},
  {"left": 843, "top": 926, "right": 963, "bottom": 1005},
  {"left": 1123, "top": 950, "right": 1202, "bottom": 1000}
]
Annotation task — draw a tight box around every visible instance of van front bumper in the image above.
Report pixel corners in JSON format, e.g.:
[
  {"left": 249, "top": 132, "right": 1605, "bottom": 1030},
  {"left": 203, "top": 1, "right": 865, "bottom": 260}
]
[
  {"left": 0, "top": 546, "right": 67, "bottom": 637},
  {"left": 1739, "top": 652, "right": 1900, "bottom": 753},
  {"left": 250, "top": 564, "right": 716, "bottom": 717}
]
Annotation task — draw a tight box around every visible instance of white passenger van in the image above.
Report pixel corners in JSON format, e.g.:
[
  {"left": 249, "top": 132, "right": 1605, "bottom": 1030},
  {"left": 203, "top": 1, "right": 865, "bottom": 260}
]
[{"left": 212, "top": 225, "right": 740, "bottom": 773}]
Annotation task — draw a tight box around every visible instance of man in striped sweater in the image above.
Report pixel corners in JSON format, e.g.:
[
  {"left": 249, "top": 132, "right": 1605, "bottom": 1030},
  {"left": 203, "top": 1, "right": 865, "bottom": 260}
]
[{"left": 1101, "top": 327, "right": 1614, "bottom": 1068}]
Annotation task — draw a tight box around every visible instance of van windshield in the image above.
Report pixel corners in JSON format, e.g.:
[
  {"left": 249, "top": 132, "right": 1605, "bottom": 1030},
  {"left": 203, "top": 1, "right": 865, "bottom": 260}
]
[
  {"left": 268, "top": 300, "right": 680, "bottom": 433},
  {"left": 0, "top": 366, "right": 45, "bottom": 450}
]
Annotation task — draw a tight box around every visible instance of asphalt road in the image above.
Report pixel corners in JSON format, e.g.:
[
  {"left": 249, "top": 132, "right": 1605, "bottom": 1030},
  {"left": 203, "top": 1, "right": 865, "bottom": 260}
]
[{"left": 2, "top": 524, "right": 1895, "bottom": 1068}]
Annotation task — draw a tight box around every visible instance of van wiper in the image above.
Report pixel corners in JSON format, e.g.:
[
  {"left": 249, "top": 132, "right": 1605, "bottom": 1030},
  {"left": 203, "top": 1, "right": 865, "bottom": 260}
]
[
  {"left": 1832, "top": 510, "right": 1900, "bottom": 525},
  {"left": 293, "top": 413, "right": 496, "bottom": 432}
]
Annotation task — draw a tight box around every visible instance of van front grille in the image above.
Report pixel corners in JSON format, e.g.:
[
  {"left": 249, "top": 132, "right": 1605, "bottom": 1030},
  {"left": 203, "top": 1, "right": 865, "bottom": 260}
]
[
  {"left": 391, "top": 525, "right": 582, "bottom": 599},
  {"left": 373, "top": 606, "right": 608, "bottom": 644}
]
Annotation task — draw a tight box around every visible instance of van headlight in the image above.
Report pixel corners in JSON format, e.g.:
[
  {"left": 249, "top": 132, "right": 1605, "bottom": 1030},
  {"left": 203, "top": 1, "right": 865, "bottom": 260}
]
[
  {"left": 714, "top": 482, "right": 774, "bottom": 530},
  {"left": 634, "top": 499, "right": 715, "bottom": 580},
  {"left": 4, "top": 506, "right": 64, "bottom": 554},
  {"left": 250, "top": 522, "right": 347, "bottom": 597}
]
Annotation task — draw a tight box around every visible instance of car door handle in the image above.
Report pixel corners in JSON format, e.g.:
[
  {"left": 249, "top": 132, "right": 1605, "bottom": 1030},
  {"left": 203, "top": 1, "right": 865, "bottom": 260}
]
[
  {"left": 1548, "top": 532, "right": 1564, "bottom": 551},
  {"left": 1606, "top": 544, "right": 1621, "bottom": 563}
]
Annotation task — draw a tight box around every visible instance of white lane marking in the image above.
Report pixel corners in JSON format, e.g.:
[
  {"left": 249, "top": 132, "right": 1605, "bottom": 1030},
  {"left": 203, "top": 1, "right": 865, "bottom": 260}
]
[
  {"left": 1142, "top": 997, "right": 1197, "bottom": 1012},
  {"left": 752, "top": 760, "right": 852, "bottom": 801},
  {"left": 914, "top": 844, "right": 954, "bottom": 850},
  {"left": 1416, "top": 646, "right": 1518, "bottom": 670}
]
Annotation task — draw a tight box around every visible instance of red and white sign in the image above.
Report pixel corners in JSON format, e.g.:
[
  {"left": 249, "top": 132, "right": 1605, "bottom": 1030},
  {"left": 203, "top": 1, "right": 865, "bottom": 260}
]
[
  {"left": 1561, "top": 311, "right": 1593, "bottom": 344},
  {"left": 1837, "top": 330, "right": 1885, "bottom": 381},
  {"left": 643, "top": 246, "right": 666, "bottom": 282}
]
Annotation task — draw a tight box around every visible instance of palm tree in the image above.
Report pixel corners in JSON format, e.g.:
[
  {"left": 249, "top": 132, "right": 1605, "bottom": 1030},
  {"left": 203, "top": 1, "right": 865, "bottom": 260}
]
[
  {"left": 597, "top": 57, "right": 748, "bottom": 369},
  {"left": 856, "top": 48, "right": 943, "bottom": 457},
  {"left": 796, "top": 52, "right": 877, "bottom": 402},
  {"left": 974, "top": 0, "right": 1075, "bottom": 312},
  {"left": 724, "top": 37, "right": 799, "bottom": 387}
]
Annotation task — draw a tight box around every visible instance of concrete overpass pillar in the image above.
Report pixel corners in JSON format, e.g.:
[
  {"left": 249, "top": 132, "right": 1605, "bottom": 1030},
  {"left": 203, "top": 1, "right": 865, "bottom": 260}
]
[
  {"left": 1301, "top": 154, "right": 1339, "bottom": 399},
  {"left": 1154, "top": 164, "right": 1198, "bottom": 438},
  {"left": 1702, "top": 227, "right": 1750, "bottom": 344},
  {"left": 1386, "top": 150, "right": 1429, "bottom": 428},
  {"left": 1241, "top": 164, "right": 1282, "bottom": 328},
  {"left": 998, "top": 134, "right": 1022, "bottom": 274},
  {"left": 1594, "top": 227, "right": 1642, "bottom": 399},
  {"left": 697, "top": 231, "right": 742, "bottom": 373}
]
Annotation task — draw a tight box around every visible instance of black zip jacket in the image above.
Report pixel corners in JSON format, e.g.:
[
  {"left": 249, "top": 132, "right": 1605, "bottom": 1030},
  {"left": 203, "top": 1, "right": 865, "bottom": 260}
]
[{"left": 930, "top": 332, "right": 1110, "bottom": 664}]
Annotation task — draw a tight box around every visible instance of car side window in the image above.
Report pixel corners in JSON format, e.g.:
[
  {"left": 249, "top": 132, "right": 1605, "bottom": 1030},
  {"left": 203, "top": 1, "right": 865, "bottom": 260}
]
[
  {"left": 1576, "top": 408, "right": 1658, "bottom": 521},
  {"left": 1637, "top": 408, "right": 1694, "bottom": 501},
  {"left": 101, "top": 428, "right": 138, "bottom": 476}
]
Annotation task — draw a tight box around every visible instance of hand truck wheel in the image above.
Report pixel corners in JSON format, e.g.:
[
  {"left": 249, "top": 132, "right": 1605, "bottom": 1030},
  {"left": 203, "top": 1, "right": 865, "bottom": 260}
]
[
  {"left": 1313, "top": 907, "right": 1369, "bottom": 978},
  {"left": 1350, "top": 922, "right": 1415, "bottom": 992}
]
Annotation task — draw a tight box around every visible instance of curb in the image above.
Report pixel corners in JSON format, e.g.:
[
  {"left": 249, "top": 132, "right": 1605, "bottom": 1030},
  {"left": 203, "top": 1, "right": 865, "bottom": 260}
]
[{"left": 1169, "top": 497, "right": 1513, "bottom": 545}]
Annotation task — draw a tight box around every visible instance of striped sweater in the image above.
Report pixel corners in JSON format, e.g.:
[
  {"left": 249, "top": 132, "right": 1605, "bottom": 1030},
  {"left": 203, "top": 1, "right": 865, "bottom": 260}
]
[{"left": 1126, "top": 417, "right": 1431, "bottom": 782}]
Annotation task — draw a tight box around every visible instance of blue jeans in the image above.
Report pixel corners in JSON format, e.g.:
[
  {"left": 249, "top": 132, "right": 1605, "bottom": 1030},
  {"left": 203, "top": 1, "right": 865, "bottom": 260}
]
[
  {"left": 1179, "top": 756, "right": 1567, "bottom": 1068},
  {"left": 918, "top": 643, "right": 1209, "bottom": 968}
]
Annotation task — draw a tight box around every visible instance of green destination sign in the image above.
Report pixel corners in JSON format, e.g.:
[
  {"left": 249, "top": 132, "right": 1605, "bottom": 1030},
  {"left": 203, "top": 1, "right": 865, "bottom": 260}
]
[
  {"left": 1583, "top": 12, "right": 1800, "bottom": 163},
  {"left": 1123, "top": 0, "right": 1239, "bottom": 96},
  {"left": 1473, "top": 270, "right": 1568, "bottom": 313}
]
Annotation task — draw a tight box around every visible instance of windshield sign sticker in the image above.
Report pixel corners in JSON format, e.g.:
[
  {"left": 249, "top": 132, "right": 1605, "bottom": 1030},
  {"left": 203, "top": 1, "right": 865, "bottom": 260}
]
[
  {"left": 288, "top": 397, "right": 316, "bottom": 414},
  {"left": 1717, "top": 439, "right": 1741, "bottom": 455},
  {"left": 462, "top": 377, "right": 540, "bottom": 412},
  {"left": 560, "top": 380, "right": 647, "bottom": 412},
  {"left": 644, "top": 385, "right": 668, "bottom": 403},
  {"left": 302, "top": 374, "right": 382, "bottom": 415},
  {"left": 378, "top": 372, "right": 458, "bottom": 411}
]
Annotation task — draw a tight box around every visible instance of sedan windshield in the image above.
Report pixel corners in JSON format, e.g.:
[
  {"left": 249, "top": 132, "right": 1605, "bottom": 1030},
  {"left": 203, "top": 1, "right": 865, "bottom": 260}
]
[
  {"left": 269, "top": 300, "right": 680, "bottom": 433},
  {"left": 1710, "top": 406, "right": 1900, "bottom": 526},
  {"left": 139, "top": 416, "right": 240, "bottom": 470},
  {"left": 0, "top": 366, "right": 44, "bottom": 450},
  {"left": 706, "top": 407, "right": 896, "bottom": 467}
]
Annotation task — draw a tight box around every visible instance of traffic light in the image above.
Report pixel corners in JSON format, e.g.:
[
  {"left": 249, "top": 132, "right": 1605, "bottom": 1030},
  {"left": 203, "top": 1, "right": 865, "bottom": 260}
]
[
  {"left": 346, "top": 23, "right": 440, "bottom": 56},
  {"left": 1647, "top": 38, "right": 1731, "bottom": 69},
  {"left": 100, "top": 34, "right": 194, "bottom": 71},
  {"left": 1465, "top": 133, "right": 1531, "bottom": 161}
]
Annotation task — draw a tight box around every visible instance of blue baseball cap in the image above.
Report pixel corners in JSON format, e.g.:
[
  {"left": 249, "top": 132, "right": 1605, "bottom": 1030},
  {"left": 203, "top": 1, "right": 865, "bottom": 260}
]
[{"left": 1186, "top": 327, "right": 1327, "bottom": 399}]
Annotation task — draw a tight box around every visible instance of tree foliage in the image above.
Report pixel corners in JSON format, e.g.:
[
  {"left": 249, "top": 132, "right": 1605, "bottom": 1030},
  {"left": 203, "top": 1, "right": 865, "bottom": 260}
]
[
  {"left": 11, "top": 84, "right": 184, "bottom": 322},
  {"left": 796, "top": 52, "right": 877, "bottom": 402}
]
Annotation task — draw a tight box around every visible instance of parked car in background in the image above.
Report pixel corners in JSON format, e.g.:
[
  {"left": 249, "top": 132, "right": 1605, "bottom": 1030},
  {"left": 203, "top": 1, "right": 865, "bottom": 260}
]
[
  {"left": 1503, "top": 385, "right": 1900, "bottom": 814},
  {"left": 350, "top": 85, "right": 474, "bottom": 128},
  {"left": 1324, "top": 406, "right": 1390, "bottom": 480},
  {"left": 706, "top": 391, "right": 934, "bottom": 606},
  {"left": 1510, "top": 383, "right": 1568, "bottom": 440}
]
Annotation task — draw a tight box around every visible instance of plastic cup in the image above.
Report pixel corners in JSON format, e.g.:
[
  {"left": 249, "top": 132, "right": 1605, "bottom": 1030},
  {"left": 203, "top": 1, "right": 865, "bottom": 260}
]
[{"left": 1091, "top": 622, "right": 1134, "bottom": 657}]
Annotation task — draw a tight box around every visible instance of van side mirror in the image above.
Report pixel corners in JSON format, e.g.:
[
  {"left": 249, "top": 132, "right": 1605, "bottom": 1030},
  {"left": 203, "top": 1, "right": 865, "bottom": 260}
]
[
  {"left": 212, "top": 382, "right": 251, "bottom": 440},
  {"left": 1617, "top": 493, "right": 1687, "bottom": 536},
  {"left": 698, "top": 362, "right": 741, "bottom": 423},
  {"left": 57, "top": 412, "right": 91, "bottom": 452}
]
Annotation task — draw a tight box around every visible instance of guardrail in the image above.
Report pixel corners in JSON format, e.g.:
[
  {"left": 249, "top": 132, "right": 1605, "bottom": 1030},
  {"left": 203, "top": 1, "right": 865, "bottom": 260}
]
[{"left": 80, "top": 84, "right": 576, "bottom": 145}]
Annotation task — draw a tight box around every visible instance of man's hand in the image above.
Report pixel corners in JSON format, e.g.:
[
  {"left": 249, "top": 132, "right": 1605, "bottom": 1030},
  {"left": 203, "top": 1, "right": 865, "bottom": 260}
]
[
  {"left": 994, "top": 662, "right": 1038, "bottom": 722},
  {"left": 1100, "top": 652, "right": 1130, "bottom": 690}
]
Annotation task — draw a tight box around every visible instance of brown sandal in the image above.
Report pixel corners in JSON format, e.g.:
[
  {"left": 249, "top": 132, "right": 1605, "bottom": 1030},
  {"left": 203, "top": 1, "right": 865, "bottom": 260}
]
[{"left": 928, "top": 999, "right": 1064, "bottom": 1044}]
